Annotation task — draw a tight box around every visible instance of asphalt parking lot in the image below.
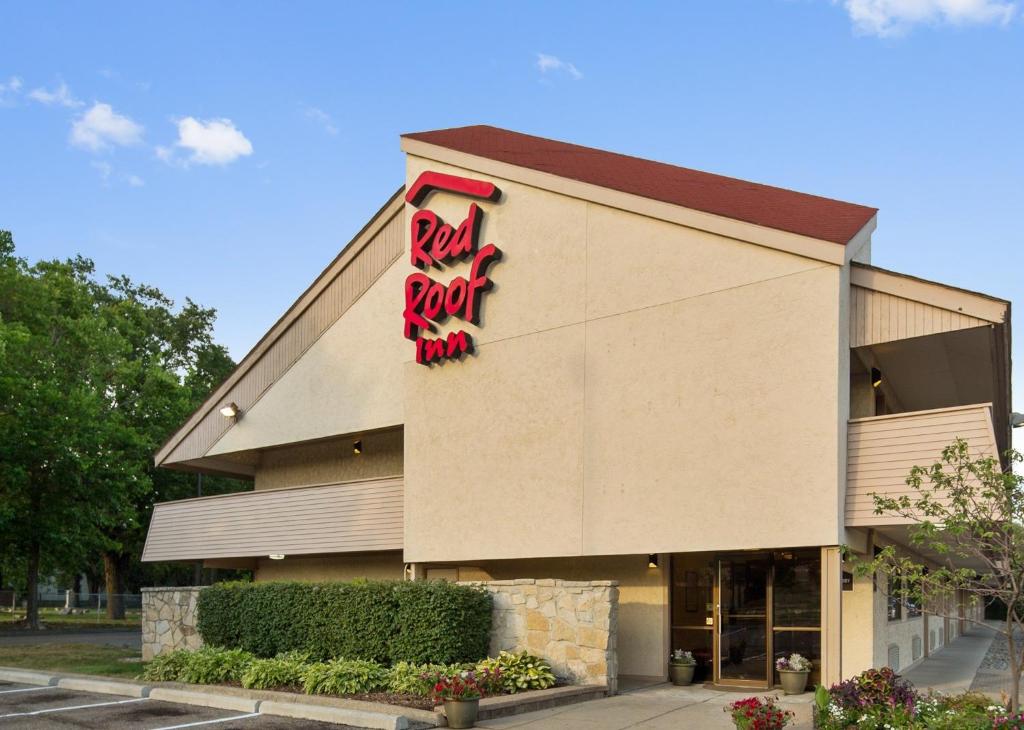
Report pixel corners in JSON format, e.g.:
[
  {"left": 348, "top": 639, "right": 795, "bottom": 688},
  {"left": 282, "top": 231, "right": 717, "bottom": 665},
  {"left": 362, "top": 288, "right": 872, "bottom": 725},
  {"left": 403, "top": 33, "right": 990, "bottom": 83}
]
[{"left": 0, "top": 680, "right": 358, "bottom": 729}]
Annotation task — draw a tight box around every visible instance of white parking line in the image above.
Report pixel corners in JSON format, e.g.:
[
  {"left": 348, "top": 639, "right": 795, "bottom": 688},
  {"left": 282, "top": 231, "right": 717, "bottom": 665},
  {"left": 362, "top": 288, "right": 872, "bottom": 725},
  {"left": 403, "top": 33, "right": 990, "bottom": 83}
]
[
  {"left": 0, "top": 696, "right": 148, "bottom": 718},
  {"left": 0, "top": 686, "right": 58, "bottom": 694},
  {"left": 152, "top": 713, "right": 261, "bottom": 729}
]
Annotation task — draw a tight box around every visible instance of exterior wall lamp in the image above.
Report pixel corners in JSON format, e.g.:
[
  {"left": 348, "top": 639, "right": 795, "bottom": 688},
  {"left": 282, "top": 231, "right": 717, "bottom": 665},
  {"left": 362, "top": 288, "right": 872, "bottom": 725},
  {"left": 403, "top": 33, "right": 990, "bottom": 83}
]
[
  {"left": 353, "top": 439, "right": 363, "bottom": 455},
  {"left": 648, "top": 554, "right": 659, "bottom": 569},
  {"left": 268, "top": 554, "right": 285, "bottom": 560},
  {"left": 871, "top": 368, "right": 883, "bottom": 388},
  {"left": 219, "top": 402, "right": 240, "bottom": 419}
]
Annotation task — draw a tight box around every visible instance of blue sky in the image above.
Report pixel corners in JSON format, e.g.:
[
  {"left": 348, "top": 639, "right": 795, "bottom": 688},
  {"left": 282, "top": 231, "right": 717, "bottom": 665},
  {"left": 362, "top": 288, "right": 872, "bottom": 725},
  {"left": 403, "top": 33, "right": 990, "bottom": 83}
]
[{"left": 1, "top": 1, "right": 1021, "bottom": 412}]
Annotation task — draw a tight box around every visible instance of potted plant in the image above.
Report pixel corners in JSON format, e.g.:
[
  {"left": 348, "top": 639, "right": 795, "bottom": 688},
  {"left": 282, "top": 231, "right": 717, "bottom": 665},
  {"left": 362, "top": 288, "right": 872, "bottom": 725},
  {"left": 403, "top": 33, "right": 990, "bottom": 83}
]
[
  {"left": 725, "top": 696, "right": 794, "bottom": 729},
  {"left": 774, "top": 653, "right": 812, "bottom": 695},
  {"left": 429, "top": 669, "right": 500, "bottom": 729},
  {"left": 669, "top": 649, "right": 697, "bottom": 686}
]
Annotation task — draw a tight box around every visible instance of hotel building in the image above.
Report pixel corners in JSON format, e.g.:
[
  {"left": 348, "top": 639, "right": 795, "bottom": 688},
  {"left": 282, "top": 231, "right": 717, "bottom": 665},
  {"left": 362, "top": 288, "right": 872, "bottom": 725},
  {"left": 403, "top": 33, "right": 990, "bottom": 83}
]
[{"left": 143, "top": 126, "right": 1009, "bottom": 689}]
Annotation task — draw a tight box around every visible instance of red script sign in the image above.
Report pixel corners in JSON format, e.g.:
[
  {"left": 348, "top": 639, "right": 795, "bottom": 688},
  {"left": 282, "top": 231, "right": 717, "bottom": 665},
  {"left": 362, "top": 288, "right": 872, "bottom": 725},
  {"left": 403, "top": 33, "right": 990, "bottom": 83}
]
[{"left": 403, "top": 171, "right": 503, "bottom": 365}]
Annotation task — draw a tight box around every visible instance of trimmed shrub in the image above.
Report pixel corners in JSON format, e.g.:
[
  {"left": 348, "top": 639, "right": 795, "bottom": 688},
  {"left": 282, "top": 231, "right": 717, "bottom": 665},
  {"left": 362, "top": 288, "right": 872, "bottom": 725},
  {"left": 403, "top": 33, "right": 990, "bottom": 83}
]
[
  {"left": 302, "top": 658, "right": 390, "bottom": 696},
  {"left": 476, "top": 650, "right": 556, "bottom": 693},
  {"left": 389, "top": 580, "right": 492, "bottom": 664},
  {"left": 197, "top": 579, "right": 492, "bottom": 664}
]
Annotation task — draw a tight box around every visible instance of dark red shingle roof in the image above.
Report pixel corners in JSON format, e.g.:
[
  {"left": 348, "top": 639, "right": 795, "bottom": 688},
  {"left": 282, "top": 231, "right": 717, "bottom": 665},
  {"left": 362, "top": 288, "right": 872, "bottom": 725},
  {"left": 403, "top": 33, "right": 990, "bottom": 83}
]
[{"left": 402, "top": 125, "right": 876, "bottom": 245}]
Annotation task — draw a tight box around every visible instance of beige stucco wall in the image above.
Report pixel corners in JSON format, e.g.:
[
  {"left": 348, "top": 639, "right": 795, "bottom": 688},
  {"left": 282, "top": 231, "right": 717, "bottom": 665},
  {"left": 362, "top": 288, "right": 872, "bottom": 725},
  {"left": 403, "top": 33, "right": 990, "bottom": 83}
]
[
  {"left": 403, "top": 155, "right": 846, "bottom": 563},
  {"left": 254, "top": 429, "right": 403, "bottom": 490},
  {"left": 440, "top": 554, "right": 668, "bottom": 679},
  {"left": 253, "top": 551, "right": 404, "bottom": 581},
  {"left": 208, "top": 259, "right": 409, "bottom": 456}
]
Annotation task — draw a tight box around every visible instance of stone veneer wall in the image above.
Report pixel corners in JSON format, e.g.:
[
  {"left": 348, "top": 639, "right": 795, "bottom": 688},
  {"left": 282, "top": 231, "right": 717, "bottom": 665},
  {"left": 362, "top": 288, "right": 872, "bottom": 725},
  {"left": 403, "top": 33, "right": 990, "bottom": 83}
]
[
  {"left": 465, "top": 579, "right": 619, "bottom": 693},
  {"left": 141, "top": 586, "right": 204, "bottom": 660},
  {"left": 141, "top": 579, "right": 620, "bottom": 692}
]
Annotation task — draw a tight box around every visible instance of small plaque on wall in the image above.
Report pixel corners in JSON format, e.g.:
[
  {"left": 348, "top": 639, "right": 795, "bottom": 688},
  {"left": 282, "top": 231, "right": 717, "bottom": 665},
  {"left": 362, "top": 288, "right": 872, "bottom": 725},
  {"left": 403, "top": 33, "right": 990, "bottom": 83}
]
[{"left": 842, "top": 571, "right": 854, "bottom": 591}]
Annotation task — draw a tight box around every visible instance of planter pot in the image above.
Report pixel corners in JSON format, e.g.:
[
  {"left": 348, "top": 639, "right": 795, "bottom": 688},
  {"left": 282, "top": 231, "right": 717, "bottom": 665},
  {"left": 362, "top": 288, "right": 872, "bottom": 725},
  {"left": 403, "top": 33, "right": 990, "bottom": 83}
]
[
  {"left": 443, "top": 698, "right": 480, "bottom": 729},
  {"left": 778, "top": 669, "right": 809, "bottom": 695},
  {"left": 669, "top": 663, "right": 696, "bottom": 686}
]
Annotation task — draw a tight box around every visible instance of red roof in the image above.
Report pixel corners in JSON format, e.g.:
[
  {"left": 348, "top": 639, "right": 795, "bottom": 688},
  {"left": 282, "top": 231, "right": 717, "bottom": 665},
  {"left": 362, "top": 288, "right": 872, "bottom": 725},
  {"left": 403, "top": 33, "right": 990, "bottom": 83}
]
[{"left": 402, "top": 125, "right": 877, "bottom": 245}]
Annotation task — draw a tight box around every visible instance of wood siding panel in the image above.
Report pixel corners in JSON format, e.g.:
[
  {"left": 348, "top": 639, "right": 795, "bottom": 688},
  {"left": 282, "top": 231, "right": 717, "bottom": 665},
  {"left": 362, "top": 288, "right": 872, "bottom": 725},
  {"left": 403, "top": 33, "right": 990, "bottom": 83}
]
[
  {"left": 141, "top": 477, "right": 403, "bottom": 561},
  {"left": 850, "top": 286, "right": 988, "bottom": 348},
  {"left": 162, "top": 207, "right": 404, "bottom": 466},
  {"left": 845, "top": 404, "right": 998, "bottom": 526}
]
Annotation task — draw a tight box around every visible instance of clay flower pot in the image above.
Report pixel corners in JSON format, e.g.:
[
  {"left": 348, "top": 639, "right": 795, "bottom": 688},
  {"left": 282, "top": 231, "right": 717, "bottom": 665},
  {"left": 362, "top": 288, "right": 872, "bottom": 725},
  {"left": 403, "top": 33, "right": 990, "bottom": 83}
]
[{"left": 444, "top": 698, "right": 480, "bottom": 729}]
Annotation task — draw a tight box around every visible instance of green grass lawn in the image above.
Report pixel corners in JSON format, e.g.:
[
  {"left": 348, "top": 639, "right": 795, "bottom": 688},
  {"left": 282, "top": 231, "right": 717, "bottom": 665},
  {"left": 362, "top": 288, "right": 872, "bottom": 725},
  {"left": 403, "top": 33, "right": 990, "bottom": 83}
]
[
  {"left": 0, "top": 608, "right": 141, "bottom": 630},
  {"left": 0, "top": 643, "right": 143, "bottom": 677}
]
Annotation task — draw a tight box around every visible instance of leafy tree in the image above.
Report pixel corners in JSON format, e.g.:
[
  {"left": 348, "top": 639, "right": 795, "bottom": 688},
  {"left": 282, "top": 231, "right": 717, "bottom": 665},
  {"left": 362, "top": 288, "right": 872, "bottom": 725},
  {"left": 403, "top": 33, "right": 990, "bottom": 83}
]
[
  {"left": 851, "top": 438, "right": 1024, "bottom": 711},
  {"left": 0, "top": 230, "right": 243, "bottom": 625}
]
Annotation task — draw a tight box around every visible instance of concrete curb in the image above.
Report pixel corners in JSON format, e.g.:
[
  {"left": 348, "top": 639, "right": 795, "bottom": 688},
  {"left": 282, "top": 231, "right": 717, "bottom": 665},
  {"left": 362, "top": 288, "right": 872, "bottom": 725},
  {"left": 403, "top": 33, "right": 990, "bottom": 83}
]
[
  {"left": 260, "top": 699, "right": 410, "bottom": 729},
  {"left": 148, "top": 687, "right": 260, "bottom": 713},
  {"left": 56, "top": 677, "right": 150, "bottom": 698},
  {"left": 0, "top": 669, "right": 59, "bottom": 686}
]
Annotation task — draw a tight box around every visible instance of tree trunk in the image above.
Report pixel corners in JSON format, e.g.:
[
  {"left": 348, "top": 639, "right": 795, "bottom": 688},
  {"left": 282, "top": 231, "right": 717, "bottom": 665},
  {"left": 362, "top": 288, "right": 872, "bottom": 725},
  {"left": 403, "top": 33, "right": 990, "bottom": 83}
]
[
  {"left": 70, "top": 574, "right": 81, "bottom": 609},
  {"left": 1008, "top": 615, "right": 1019, "bottom": 713},
  {"left": 103, "top": 552, "right": 125, "bottom": 620},
  {"left": 25, "top": 541, "right": 40, "bottom": 630}
]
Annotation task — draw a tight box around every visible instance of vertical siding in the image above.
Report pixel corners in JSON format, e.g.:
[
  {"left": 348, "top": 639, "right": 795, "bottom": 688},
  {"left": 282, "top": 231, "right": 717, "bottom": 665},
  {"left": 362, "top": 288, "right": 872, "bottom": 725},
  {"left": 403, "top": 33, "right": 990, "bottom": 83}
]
[
  {"left": 141, "top": 477, "right": 404, "bottom": 561},
  {"left": 850, "top": 286, "right": 987, "bottom": 348},
  {"left": 163, "top": 208, "right": 404, "bottom": 464},
  {"left": 845, "top": 404, "right": 998, "bottom": 526}
]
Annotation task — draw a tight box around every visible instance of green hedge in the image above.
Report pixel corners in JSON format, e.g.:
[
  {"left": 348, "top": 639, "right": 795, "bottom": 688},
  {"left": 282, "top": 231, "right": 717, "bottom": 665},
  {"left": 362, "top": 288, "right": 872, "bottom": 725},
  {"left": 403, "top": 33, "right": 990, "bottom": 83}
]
[{"left": 197, "top": 579, "right": 492, "bottom": 664}]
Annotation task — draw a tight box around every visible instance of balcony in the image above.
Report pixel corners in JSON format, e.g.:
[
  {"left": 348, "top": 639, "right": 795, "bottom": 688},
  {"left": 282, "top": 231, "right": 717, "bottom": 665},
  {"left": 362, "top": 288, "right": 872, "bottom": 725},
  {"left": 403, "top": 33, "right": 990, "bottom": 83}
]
[
  {"left": 846, "top": 403, "right": 999, "bottom": 527},
  {"left": 141, "top": 476, "right": 403, "bottom": 562}
]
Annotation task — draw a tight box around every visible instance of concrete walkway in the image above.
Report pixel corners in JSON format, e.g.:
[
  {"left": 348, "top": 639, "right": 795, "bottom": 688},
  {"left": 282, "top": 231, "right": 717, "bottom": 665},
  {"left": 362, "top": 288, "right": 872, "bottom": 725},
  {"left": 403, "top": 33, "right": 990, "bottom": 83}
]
[
  {"left": 477, "top": 683, "right": 815, "bottom": 730},
  {"left": 903, "top": 623, "right": 996, "bottom": 695}
]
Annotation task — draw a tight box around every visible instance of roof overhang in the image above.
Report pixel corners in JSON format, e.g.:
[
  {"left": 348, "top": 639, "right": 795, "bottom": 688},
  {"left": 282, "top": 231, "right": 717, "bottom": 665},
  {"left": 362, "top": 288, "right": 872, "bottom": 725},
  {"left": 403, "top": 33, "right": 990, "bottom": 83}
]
[{"left": 402, "top": 137, "right": 874, "bottom": 267}]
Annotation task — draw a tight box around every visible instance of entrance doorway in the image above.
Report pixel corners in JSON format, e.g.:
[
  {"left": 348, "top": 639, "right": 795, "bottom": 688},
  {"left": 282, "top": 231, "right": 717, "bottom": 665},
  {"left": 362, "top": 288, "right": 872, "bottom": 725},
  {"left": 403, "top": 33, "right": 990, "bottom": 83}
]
[{"left": 671, "top": 549, "right": 822, "bottom": 688}]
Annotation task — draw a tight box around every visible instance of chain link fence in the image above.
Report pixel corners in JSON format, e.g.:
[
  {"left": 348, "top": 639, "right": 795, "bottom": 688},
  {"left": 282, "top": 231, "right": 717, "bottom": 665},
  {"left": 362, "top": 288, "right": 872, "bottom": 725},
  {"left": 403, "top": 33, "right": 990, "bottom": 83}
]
[{"left": 0, "top": 589, "right": 141, "bottom": 624}]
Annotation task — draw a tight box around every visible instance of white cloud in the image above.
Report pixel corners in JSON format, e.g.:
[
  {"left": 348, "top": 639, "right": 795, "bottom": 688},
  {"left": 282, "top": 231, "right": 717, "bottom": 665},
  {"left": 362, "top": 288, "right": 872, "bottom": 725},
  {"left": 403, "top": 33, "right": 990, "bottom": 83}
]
[
  {"left": 303, "top": 105, "right": 337, "bottom": 135},
  {"left": 168, "top": 116, "right": 253, "bottom": 166},
  {"left": 28, "top": 81, "right": 82, "bottom": 108},
  {"left": 71, "top": 103, "right": 144, "bottom": 151},
  {"left": 0, "top": 76, "right": 22, "bottom": 105},
  {"left": 536, "top": 52, "right": 583, "bottom": 80},
  {"left": 126, "top": 174, "right": 144, "bottom": 187},
  {"left": 840, "top": 0, "right": 1016, "bottom": 36}
]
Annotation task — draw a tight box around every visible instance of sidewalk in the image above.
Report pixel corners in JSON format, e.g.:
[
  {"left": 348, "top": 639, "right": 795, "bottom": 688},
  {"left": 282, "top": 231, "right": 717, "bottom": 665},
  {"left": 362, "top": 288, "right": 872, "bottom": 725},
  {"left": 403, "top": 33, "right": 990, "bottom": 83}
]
[{"left": 903, "top": 623, "right": 997, "bottom": 695}]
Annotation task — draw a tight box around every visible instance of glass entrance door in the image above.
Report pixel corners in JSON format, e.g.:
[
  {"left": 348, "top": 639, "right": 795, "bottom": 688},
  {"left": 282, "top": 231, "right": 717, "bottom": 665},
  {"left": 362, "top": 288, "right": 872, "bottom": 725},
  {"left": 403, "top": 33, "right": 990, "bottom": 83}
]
[{"left": 717, "top": 555, "right": 770, "bottom": 684}]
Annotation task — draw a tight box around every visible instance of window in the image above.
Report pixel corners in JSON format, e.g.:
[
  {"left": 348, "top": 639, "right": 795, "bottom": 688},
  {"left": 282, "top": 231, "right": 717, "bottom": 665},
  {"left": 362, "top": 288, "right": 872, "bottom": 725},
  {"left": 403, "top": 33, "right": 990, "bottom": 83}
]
[{"left": 888, "top": 573, "right": 902, "bottom": 621}]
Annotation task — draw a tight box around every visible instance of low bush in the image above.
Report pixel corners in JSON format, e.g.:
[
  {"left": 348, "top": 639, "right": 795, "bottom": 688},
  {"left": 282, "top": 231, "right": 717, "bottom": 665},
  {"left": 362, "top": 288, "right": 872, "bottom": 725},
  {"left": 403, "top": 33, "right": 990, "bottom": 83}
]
[
  {"left": 386, "top": 661, "right": 470, "bottom": 696},
  {"left": 302, "top": 658, "right": 391, "bottom": 696},
  {"left": 725, "top": 696, "right": 793, "bottom": 729},
  {"left": 197, "top": 579, "right": 492, "bottom": 664},
  {"left": 815, "top": 668, "right": 1013, "bottom": 729},
  {"left": 476, "top": 651, "right": 556, "bottom": 693},
  {"left": 240, "top": 652, "right": 310, "bottom": 690},
  {"left": 140, "top": 649, "right": 191, "bottom": 682},
  {"left": 176, "top": 646, "right": 254, "bottom": 685}
]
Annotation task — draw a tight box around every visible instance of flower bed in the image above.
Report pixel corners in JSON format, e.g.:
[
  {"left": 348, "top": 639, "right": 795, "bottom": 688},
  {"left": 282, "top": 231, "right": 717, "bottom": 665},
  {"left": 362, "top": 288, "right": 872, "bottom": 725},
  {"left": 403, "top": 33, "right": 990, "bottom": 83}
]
[
  {"left": 141, "top": 646, "right": 557, "bottom": 710},
  {"left": 813, "top": 667, "right": 1017, "bottom": 729}
]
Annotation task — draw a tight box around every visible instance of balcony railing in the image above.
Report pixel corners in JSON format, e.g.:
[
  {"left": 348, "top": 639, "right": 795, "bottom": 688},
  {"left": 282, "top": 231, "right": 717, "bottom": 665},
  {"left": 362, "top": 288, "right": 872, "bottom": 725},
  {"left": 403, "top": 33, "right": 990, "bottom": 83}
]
[
  {"left": 846, "top": 404, "right": 998, "bottom": 527},
  {"left": 141, "top": 476, "right": 403, "bottom": 562}
]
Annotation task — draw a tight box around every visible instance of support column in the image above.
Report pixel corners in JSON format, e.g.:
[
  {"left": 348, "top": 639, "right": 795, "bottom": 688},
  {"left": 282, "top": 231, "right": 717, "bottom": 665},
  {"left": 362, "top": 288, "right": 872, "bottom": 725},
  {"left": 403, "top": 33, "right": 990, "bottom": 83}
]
[{"left": 822, "top": 546, "right": 843, "bottom": 686}]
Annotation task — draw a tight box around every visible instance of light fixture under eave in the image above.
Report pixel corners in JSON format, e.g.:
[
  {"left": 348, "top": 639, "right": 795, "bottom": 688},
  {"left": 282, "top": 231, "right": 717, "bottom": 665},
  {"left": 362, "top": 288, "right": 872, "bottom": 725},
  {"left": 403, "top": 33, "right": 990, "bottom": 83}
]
[
  {"left": 219, "top": 402, "right": 240, "bottom": 419},
  {"left": 268, "top": 554, "right": 285, "bottom": 560},
  {"left": 353, "top": 439, "right": 363, "bottom": 456},
  {"left": 871, "top": 368, "right": 883, "bottom": 388},
  {"left": 647, "top": 554, "right": 659, "bottom": 569},
  {"left": 1012, "top": 413, "right": 1024, "bottom": 429}
]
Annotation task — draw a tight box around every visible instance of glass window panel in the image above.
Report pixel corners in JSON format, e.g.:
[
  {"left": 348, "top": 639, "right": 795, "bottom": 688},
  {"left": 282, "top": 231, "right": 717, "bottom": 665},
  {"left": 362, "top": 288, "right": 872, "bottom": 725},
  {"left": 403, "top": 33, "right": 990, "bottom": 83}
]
[
  {"left": 773, "top": 630, "right": 821, "bottom": 687},
  {"left": 772, "top": 550, "right": 821, "bottom": 627},
  {"left": 671, "top": 556, "right": 714, "bottom": 628},
  {"left": 671, "top": 628, "right": 713, "bottom": 683}
]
